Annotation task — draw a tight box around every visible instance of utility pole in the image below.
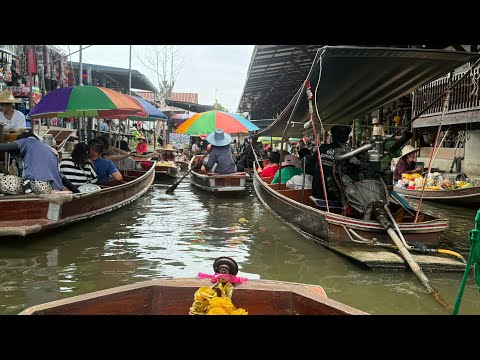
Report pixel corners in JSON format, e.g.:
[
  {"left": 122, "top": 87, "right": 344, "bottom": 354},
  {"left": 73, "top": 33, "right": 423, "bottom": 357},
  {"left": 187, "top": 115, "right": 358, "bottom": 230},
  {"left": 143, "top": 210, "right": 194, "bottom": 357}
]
[{"left": 128, "top": 45, "right": 132, "bottom": 95}]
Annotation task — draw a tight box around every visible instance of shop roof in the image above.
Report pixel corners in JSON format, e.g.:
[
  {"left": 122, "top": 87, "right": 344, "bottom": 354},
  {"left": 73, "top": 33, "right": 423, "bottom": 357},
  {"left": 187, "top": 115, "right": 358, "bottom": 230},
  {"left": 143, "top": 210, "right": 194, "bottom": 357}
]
[
  {"left": 236, "top": 45, "right": 323, "bottom": 119},
  {"left": 71, "top": 62, "right": 158, "bottom": 93},
  {"left": 236, "top": 45, "right": 455, "bottom": 121},
  {"left": 165, "top": 99, "right": 214, "bottom": 113}
]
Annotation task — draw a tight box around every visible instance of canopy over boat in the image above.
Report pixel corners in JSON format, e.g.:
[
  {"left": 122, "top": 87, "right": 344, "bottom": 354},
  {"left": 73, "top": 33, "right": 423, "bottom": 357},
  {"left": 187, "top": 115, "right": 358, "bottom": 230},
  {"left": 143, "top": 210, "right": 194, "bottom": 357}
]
[{"left": 259, "top": 46, "right": 480, "bottom": 138}]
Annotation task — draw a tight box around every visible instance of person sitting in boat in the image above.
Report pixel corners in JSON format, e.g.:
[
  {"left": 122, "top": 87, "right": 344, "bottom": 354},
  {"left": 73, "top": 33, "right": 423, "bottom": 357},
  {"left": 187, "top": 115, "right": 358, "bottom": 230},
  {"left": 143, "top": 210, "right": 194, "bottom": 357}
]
[
  {"left": 87, "top": 139, "right": 123, "bottom": 184},
  {"left": 59, "top": 142, "right": 98, "bottom": 186},
  {"left": 201, "top": 129, "right": 237, "bottom": 174},
  {"left": 134, "top": 137, "right": 152, "bottom": 155},
  {"left": 177, "top": 148, "right": 188, "bottom": 162},
  {"left": 0, "top": 130, "right": 78, "bottom": 194},
  {"left": 236, "top": 137, "right": 262, "bottom": 171},
  {"left": 161, "top": 144, "right": 176, "bottom": 162},
  {"left": 0, "top": 90, "right": 26, "bottom": 132},
  {"left": 305, "top": 125, "right": 350, "bottom": 201},
  {"left": 271, "top": 154, "right": 302, "bottom": 184},
  {"left": 393, "top": 145, "right": 422, "bottom": 182},
  {"left": 261, "top": 149, "right": 280, "bottom": 178},
  {"left": 95, "top": 135, "right": 131, "bottom": 162}
]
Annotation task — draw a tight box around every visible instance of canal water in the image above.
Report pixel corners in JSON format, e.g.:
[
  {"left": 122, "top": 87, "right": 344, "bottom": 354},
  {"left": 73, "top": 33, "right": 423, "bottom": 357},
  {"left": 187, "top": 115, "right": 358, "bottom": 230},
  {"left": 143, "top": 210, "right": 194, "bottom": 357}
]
[{"left": 1, "top": 178, "right": 479, "bottom": 315}]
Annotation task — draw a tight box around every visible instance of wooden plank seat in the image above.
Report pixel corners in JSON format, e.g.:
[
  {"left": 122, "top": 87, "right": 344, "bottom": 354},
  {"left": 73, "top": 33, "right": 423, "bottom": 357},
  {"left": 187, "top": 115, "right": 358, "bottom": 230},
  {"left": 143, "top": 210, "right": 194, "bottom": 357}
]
[
  {"left": 261, "top": 176, "right": 274, "bottom": 184},
  {"left": 205, "top": 172, "right": 247, "bottom": 178},
  {"left": 277, "top": 188, "right": 314, "bottom": 205}
]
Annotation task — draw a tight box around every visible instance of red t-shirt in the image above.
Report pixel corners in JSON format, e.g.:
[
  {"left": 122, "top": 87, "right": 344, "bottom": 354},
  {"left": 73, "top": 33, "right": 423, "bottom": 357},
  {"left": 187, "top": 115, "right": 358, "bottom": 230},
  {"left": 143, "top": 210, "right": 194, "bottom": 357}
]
[
  {"left": 136, "top": 142, "right": 148, "bottom": 154},
  {"left": 261, "top": 164, "right": 279, "bottom": 178}
]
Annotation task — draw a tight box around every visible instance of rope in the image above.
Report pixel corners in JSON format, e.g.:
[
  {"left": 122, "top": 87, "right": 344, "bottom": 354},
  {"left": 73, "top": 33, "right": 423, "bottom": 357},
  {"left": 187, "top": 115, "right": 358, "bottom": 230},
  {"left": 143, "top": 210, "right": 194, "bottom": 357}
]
[
  {"left": 305, "top": 80, "right": 329, "bottom": 211},
  {"left": 414, "top": 87, "right": 450, "bottom": 223}
]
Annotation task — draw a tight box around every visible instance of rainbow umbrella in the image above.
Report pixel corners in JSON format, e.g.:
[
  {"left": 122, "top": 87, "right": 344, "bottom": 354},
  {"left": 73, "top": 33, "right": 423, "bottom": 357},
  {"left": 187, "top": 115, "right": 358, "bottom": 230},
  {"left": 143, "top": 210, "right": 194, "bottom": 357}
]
[
  {"left": 175, "top": 110, "right": 259, "bottom": 135},
  {"left": 105, "top": 95, "right": 167, "bottom": 121},
  {"left": 28, "top": 86, "right": 144, "bottom": 119}
]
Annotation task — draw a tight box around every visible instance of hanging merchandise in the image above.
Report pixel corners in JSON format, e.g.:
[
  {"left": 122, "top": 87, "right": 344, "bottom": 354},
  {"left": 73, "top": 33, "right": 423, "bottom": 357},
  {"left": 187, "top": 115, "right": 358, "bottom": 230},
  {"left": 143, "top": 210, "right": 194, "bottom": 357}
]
[{"left": 26, "top": 45, "right": 36, "bottom": 75}]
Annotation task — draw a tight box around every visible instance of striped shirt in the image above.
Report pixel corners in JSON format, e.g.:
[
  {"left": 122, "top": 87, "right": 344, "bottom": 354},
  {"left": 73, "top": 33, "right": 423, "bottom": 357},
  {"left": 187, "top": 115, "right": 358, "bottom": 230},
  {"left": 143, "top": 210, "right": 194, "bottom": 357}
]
[{"left": 59, "top": 158, "right": 98, "bottom": 185}]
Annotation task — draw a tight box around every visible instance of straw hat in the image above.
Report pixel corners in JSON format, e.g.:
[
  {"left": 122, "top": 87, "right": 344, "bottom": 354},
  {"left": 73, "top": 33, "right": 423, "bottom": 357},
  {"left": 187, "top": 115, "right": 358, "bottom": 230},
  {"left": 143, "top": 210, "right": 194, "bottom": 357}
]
[
  {"left": 401, "top": 144, "right": 419, "bottom": 157},
  {"left": 206, "top": 128, "right": 232, "bottom": 147},
  {"left": 162, "top": 144, "right": 175, "bottom": 151},
  {"left": 372, "top": 117, "right": 380, "bottom": 125},
  {"left": 0, "top": 90, "right": 21, "bottom": 104},
  {"left": 281, "top": 154, "right": 300, "bottom": 168}
]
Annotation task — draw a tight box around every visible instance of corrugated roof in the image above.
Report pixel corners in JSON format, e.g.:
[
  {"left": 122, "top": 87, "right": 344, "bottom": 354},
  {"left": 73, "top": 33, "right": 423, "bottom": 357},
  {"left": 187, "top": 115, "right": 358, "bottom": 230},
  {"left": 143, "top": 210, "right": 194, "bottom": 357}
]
[
  {"left": 169, "top": 92, "right": 198, "bottom": 104},
  {"left": 237, "top": 45, "right": 323, "bottom": 119},
  {"left": 71, "top": 62, "right": 158, "bottom": 92}
]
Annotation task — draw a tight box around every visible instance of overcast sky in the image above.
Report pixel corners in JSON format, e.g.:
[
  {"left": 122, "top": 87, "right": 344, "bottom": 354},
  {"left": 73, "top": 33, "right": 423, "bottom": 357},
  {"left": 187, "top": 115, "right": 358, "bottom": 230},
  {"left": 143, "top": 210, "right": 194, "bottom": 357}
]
[{"left": 55, "top": 45, "right": 255, "bottom": 112}]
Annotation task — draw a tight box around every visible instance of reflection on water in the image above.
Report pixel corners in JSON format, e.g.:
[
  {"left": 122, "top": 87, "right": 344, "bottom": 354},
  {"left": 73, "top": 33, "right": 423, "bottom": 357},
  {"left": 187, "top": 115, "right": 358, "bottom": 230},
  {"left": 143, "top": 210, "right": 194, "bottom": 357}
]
[{"left": 0, "top": 179, "right": 479, "bottom": 315}]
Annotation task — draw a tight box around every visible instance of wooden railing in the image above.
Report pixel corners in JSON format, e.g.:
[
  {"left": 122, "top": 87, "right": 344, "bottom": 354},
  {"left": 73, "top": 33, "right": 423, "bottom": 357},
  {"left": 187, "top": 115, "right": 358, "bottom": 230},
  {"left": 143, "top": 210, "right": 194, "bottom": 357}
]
[{"left": 412, "top": 66, "right": 480, "bottom": 117}]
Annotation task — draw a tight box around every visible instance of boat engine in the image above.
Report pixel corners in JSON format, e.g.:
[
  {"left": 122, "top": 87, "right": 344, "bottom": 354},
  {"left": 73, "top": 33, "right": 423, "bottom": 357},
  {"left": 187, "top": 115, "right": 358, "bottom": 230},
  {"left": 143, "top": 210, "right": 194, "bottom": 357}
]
[{"left": 334, "top": 131, "right": 413, "bottom": 217}]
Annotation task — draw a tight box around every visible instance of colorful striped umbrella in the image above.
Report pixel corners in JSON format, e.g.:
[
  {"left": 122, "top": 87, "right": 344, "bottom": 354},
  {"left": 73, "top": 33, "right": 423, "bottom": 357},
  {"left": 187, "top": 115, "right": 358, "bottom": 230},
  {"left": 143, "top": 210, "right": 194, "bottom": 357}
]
[
  {"left": 28, "top": 86, "right": 144, "bottom": 119},
  {"left": 99, "top": 95, "right": 167, "bottom": 121},
  {"left": 175, "top": 110, "right": 259, "bottom": 135}
]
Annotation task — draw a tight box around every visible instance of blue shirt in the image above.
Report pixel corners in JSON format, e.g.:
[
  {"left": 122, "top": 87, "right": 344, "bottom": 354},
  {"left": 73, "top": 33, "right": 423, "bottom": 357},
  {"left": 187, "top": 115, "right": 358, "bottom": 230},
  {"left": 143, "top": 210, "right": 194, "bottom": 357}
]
[
  {"left": 15, "top": 137, "right": 64, "bottom": 190},
  {"left": 93, "top": 157, "right": 119, "bottom": 183},
  {"left": 99, "top": 122, "right": 109, "bottom": 132},
  {"left": 204, "top": 145, "right": 236, "bottom": 174}
]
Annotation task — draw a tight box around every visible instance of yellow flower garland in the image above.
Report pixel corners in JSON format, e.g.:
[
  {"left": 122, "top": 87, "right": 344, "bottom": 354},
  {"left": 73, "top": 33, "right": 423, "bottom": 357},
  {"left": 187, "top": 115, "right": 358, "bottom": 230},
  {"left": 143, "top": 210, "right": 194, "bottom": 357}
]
[{"left": 189, "top": 281, "right": 248, "bottom": 315}]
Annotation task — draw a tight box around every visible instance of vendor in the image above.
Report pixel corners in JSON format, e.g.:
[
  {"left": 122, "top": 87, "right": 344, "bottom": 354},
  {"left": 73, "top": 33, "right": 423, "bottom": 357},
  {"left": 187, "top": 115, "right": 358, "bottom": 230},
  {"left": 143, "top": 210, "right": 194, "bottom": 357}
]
[
  {"left": 394, "top": 145, "right": 422, "bottom": 182},
  {"left": 0, "top": 90, "right": 26, "bottom": 132}
]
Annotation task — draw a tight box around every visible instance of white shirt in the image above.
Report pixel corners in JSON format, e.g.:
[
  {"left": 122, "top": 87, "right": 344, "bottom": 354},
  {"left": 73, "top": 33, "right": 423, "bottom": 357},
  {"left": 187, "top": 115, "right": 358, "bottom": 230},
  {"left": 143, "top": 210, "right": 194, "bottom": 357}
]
[
  {"left": 286, "top": 174, "right": 313, "bottom": 189},
  {"left": 0, "top": 109, "right": 26, "bottom": 132},
  {"left": 372, "top": 124, "right": 385, "bottom": 136}
]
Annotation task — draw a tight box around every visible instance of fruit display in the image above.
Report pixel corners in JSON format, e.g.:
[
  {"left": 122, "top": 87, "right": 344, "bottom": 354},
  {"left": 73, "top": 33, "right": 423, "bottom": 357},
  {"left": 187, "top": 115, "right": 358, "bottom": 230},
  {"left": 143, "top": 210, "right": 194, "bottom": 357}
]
[{"left": 396, "top": 172, "right": 477, "bottom": 191}]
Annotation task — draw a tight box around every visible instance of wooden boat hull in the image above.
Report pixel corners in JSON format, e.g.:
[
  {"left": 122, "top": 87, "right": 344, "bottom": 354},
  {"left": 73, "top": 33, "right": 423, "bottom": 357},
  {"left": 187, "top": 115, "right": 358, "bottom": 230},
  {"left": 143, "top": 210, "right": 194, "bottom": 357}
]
[
  {"left": 154, "top": 165, "right": 179, "bottom": 180},
  {"left": 394, "top": 186, "right": 480, "bottom": 207},
  {"left": 252, "top": 170, "right": 464, "bottom": 271},
  {"left": 128, "top": 162, "right": 179, "bottom": 182},
  {"left": 18, "top": 278, "right": 368, "bottom": 315},
  {"left": 253, "top": 170, "right": 447, "bottom": 247},
  {"left": 189, "top": 155, "right": 247, "bottom": 193},
  {"left": 0, "top": 165, "right": 155, "bottom": 237}
]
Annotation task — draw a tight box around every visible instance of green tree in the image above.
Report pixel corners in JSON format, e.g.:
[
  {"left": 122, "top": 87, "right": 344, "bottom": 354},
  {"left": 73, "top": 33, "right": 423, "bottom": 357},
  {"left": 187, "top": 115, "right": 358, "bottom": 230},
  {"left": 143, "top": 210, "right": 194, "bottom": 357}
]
[{"left": 214, "top": 101, "right": 229, "bottom": 112}]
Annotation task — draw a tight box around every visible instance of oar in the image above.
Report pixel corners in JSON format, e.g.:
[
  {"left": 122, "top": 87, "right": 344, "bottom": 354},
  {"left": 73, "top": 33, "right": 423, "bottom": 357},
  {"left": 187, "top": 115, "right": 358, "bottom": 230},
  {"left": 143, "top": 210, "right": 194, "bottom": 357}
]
[
  {"left": 165, "top": 149, "right": 211, "bottom": 193},
  {"left": 377, "top": 204, "right": 453, "bottom": 312}
]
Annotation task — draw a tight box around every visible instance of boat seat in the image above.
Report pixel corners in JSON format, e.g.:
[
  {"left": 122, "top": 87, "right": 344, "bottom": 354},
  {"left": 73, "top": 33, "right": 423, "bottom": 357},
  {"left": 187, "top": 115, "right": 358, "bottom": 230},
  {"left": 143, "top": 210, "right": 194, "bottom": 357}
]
[
  {"left": 261, "top": 176, "right": 274, "bottom": 184},
  {"left": 309, "top": 196, "right": 343, "bottom": 213}
]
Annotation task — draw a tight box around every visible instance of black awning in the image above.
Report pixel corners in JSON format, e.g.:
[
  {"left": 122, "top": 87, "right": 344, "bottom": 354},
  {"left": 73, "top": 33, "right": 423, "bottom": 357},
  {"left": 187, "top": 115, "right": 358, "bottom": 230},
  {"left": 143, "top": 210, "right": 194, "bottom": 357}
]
[
  {"left": 259, "top": 46, "right": 480, "bottom": 138},
  {"left": 165, "top": 99, "right": 215, "bottom": 113}
]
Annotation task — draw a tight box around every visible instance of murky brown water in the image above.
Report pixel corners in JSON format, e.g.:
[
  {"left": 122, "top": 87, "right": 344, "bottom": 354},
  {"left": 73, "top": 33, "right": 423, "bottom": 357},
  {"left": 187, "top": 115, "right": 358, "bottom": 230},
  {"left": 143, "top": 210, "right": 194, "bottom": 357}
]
[{"left": 1, "top": 178, "right": 479, "bottom": 315}]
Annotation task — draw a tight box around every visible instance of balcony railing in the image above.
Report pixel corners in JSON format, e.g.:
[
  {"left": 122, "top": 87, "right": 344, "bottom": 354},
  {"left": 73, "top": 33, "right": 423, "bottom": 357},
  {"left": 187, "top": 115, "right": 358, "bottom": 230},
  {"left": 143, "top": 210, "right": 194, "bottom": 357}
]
[{"left": 412, "top": 66, "right": 480, "bottom": 117}]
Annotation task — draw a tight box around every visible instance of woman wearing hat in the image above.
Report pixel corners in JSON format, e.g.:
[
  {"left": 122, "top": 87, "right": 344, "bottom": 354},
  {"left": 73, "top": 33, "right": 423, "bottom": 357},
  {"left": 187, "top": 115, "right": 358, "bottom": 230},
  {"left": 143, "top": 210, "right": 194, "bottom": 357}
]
[
  {"left": 0, "top": 90, "right": 26, "bottom": 132},
  {"left": 135, "top": 136, "right": 151, "bottom": 155},
  {"left": 201, "top": 129, "right": 236, "bottom": 174},
  {"left": 371, "top": 117, "right": 385, "bottom": 137},
  {"left": 161, "top": 144, "right": 176, "bottom": 162},
  {"left": 271, "top": 154, "right": 302, "bottom": 184},
  {"left": 393, "top": 144, "right": 423, "bottom": 182}
]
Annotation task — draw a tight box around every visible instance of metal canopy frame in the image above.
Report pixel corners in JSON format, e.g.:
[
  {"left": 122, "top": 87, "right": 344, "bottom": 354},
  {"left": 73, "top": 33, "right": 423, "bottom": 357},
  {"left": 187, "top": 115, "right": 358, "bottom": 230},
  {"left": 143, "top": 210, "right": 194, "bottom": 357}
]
[{"left": 237, "top": 45, "right": 323, "bottom": 119}]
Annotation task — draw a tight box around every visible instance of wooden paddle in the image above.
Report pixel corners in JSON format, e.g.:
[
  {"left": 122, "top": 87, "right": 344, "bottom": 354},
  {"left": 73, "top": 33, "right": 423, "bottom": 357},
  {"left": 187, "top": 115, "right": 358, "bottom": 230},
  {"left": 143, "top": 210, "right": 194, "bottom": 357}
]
[{"left": 165, "top": 149, "right": 211, "bottom": 194}]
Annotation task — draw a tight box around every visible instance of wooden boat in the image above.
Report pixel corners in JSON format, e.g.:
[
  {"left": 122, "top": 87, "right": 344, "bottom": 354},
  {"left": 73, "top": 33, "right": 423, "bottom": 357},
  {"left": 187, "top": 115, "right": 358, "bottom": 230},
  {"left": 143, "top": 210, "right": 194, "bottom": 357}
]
[
  {"left": 247, "top": 46, "right": 477, "bottom": 271},
  {"left": 18, "top": 277, "right": 367, "bottom": 315},
  {"left": 394, "top": 186, "right": 480, "bottom": 207},
  {"left": 252, "top": 169, "right": 467, "bottom": 272},
  {"left": 0, "top": 163, "right": 155, "bottom": 237},
  {"left": 189, "top": 155, "right": 247, "bottom": 193},
  {"left": 128, "top": 160, "right": 179, "bottom": 182}
]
